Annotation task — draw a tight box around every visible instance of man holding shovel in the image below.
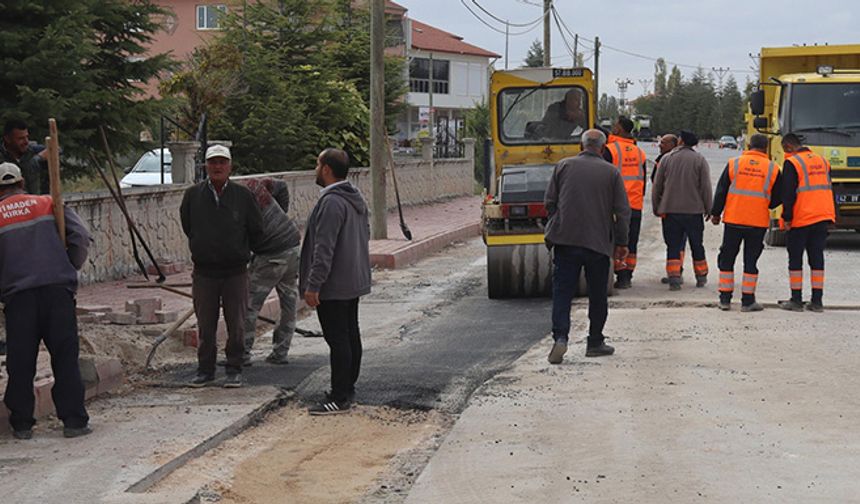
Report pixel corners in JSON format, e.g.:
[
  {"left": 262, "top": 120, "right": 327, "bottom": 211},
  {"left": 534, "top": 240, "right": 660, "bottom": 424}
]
[{"left": 0, "top": 162, "right": 92, "bottom": 439}]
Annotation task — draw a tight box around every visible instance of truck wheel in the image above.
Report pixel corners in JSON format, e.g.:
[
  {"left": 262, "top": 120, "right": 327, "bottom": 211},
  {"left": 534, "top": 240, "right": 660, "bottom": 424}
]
[{"left": 487, "top": 244, "right": 552, "bottom": 299}]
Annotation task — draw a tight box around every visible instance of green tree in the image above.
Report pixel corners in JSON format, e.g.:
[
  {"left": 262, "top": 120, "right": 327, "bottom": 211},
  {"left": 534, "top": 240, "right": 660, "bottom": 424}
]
[
  {"left": 524, "top": 39, "right": 544, "bottom": 67},
  {"left": 0, "top": 0, "right": 174, "bottom": 172},
  {"left": 463, "top": 100, "right": 489, "bottom": 181},
  {"left": 718, "top": 74, "right": 744, "bottom": 136},
  {"left": 163, "top": 0, "right": 411, "bottom": 172},
  {"left": 598, "top": 94, "right": 620, "bottom": 122},
  {"left": 328, "top": 0, "right": 407, "bottom": 131}
]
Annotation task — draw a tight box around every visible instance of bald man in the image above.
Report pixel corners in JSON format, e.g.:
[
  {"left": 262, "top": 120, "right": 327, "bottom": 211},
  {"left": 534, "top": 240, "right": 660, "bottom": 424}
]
[{"left": 541, "top": 88, "right": 587, "bottom": 139}]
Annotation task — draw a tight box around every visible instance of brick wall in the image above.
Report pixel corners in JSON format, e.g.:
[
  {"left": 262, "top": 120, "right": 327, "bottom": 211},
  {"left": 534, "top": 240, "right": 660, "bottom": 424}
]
[{"left": 67, "top": 157, "right": 474, "bottom": 284}]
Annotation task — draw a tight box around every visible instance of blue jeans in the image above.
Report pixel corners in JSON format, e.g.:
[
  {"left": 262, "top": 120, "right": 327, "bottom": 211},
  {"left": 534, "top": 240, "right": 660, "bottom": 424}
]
[{"left": 551, "top": 245, "right": 610, "bottom": 344}]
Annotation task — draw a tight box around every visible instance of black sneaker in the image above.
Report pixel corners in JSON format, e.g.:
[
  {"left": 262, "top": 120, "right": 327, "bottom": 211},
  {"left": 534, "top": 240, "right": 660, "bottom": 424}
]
[
  {"left": 63, "top": 426, "right": 92, "bottom": 439},
  {"left": 778, "top": 299, "right": 804, "bottom": 312},
  {"left": 223, "top": 373, "right": 242, "bottom": 388},
  {"left": 12, "top": 429, "right": 32, "bottom": 440},
  {"left": 585, "top": 343, "right": 615, "bottom": 357},
  {"left": 189, "top": 373, "right": 215, "bottom": 388},
  {"left": 309, "top": 400, "right": 351, "bottom": 416}
]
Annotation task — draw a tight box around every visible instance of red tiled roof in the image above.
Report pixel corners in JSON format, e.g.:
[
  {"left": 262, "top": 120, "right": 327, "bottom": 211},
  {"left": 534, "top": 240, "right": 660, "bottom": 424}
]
[
  {"left": 385, "top": 0, "right": 407, "bottom": 14},
  {"left": 411, "top": 19, "right": 501, "bottom": 59}
]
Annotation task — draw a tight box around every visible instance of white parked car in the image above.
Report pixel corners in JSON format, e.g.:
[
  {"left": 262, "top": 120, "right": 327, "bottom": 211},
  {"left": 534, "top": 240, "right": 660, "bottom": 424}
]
[{"left": 119, "top": 149, "right": 172, "bottom": 188}]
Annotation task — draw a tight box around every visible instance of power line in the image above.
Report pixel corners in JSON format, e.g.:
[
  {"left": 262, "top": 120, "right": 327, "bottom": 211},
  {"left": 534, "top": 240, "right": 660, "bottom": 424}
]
[
  {"left": 458, "top": 0, "right": 545, "bottom": 36},
  {"left": 550, "top": 7, "right": 576, "bottom": 62},
  {"left": 471, "top": 0, "right": 546, "bottom": 28}
]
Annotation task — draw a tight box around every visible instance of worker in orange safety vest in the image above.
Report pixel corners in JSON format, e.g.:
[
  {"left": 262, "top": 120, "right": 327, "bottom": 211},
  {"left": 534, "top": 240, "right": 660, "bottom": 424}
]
[
  {"left": 603, "top": 116, "right": 647, "bottom": 289},
  {"left": 777, "top": 133, "right": 836, "bottom": 313},
  {"left": 708, "top": 134, "right": 782, "bottom": 312}
]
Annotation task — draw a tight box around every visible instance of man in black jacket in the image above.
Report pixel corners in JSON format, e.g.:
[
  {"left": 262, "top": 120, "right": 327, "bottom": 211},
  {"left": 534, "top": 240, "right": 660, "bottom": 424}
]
[{"left": 180, "top": 145, "right": 263, "bottom": 388}]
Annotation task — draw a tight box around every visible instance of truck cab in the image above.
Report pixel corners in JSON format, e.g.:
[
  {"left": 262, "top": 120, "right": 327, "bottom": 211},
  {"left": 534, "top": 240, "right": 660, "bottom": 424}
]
[{"left": 748, "top": 45, "right": 860, "bottom": 243}]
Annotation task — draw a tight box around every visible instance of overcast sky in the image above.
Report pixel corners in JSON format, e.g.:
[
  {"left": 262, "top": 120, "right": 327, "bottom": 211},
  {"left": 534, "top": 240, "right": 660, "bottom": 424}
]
[{"left": 396, "top": 0, "right": 858, "bottom": 99}]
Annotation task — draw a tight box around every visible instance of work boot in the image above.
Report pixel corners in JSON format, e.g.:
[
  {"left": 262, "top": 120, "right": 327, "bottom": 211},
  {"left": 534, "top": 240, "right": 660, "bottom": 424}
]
[
  {"left": 718, "top": 301, "right": 731, "bottom": 311},
  {"left": 778, "top": 299, "right": 804, "bottom": 312},
  {"left": 63, "top": 426, "right": 92, "bottom": 439},
  {"left": 265, "top": 353, "right": 289, "bottom": 365},
  {"left": 189, "top": 373, "right": 215, "bottom": 388},
  {"left": 668, "top": 278, "right": 682, "bottom": 291},
  {"left": 223, "top": 373, "right": 243, "bottom": 388},
  {"left": 741, "top": 302, "right": 764, "bottom": 313},
  {"left": 661, "top": 275, "right": 684, "bottom": 285},
  {"left": 585, "top": 343, "right": 615, "bottom": 357},
  {"left": 12, "top": 429, "right": 33, "bottom": 440},
  {"left": 547, "top": 340, "right": 568, "bottom": 364},
  {"left": 805, "top": 302, "right": 824, "bottom": 313},
  {"left": 614, "top": 277, "right": 632, "bottom": 289},
  {"left": 695, "top": 276, "right": 708, "bottom": 288}
]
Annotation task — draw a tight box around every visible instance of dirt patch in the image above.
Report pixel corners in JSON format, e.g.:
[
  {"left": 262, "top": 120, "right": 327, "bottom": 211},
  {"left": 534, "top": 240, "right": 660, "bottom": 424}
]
[
  {"left": 78, "top": 322, "right": 198, "bottom": 378},
  {"left": 150, "top": 404, "right": 449, "bottom": 504}
]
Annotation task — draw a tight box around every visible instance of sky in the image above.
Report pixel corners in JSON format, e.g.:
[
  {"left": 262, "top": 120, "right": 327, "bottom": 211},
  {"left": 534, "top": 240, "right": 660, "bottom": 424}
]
[{"left": 395, "top": 0, "right": 859, "bottom": 99}]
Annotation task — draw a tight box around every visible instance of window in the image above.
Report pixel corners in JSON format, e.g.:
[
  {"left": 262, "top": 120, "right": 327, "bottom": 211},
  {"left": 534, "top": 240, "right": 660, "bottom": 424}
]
[
  {"left": 409, "top": 58, "right": 450, "bottom": 94},
  {"left": 197, "top": 4, "right": 227, "bottom": 30},
  {"left": 497, "top": 86, "right": 589, "bottom": 145}
]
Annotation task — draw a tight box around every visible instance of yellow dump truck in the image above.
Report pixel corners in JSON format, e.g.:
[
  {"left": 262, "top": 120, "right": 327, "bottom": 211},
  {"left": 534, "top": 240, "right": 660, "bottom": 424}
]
[
  {"left": 482, "top": 67, "right": 594, "bottom": 298},
  {"left": 748, "top": 44, "right": 860, "bottom": 245}
]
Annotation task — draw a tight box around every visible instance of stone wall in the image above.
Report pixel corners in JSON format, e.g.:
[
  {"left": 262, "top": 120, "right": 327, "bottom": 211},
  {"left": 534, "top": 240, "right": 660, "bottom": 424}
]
[{"left": 67, "top": 156, "right": 474, "bottom": 284}]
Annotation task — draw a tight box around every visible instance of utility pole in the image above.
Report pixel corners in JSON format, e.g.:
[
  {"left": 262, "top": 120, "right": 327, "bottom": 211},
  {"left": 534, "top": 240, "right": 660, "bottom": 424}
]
[
  {"left": 428, "top": 51, "right": 435, "bottom": 164},
  {"left": 712, "top": 67, "right": 730, "bottom": 134},
  {"left": 639, "top": 78, "right": 652, "bottom": 96},
  {"left": 615, "top": 78, "right": 633, "bottom": 114},
  {"left": 593, "top": 36, "right": 600, "bottom": 115},
  {"left": 712, "top": 66, "right": 729, "bottom": 91},
  {"left": 370, "top": 0, "right": 387, "bottom": 239},
  {"left": 573, "top": 34, "right": 579, "bottom": 65},
  {"left": 542, "top": 0, "right": 551, "bottom": 66},
  {"left": 505, "top": 21, "right": 510, "bottom": 70}
]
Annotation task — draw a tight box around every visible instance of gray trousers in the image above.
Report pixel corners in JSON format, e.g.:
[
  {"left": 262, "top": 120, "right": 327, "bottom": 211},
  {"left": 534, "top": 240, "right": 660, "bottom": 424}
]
[
  {"left": 193, "top": 271, "right": 248, "bottom": 376},
  {"left": 243, "top": 245, "right": 300, "bottom": 358}
]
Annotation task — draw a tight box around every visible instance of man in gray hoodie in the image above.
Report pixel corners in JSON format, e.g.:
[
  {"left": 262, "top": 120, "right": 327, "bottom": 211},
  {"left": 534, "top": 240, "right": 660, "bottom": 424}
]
[{"left": 300, "top": 148, "right": 371, "bottom": 415}]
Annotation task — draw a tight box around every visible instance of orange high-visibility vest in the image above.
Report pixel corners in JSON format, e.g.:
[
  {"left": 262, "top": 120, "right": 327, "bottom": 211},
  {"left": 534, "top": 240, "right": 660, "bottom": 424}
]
[
  {"left": 723, "top": 150, "right": 777, "bottom": 228},
  {"left": 607, "top": 135, "right": 646, "bottom": 210},
  {"left": 786, "top": 151, "right": 836, "bottom": 228}
]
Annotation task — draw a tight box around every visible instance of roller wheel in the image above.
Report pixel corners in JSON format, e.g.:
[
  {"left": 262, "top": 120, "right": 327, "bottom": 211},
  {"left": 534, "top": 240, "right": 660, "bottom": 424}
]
[{"left": 487, "top": 244, "right": 552, "bottom": 299}]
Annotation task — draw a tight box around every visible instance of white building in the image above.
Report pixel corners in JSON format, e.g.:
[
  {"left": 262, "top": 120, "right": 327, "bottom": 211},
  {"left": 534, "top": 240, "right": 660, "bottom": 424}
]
[{"left": 393, "top": 12, "right": 500, "bottom": 148}]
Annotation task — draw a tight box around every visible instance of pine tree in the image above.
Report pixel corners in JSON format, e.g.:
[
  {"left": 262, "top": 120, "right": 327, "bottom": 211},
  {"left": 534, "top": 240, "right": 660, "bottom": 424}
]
[
  {"left": 524, "top": 40, "right": 545, "bottom": 68},
  {"left": 0, "top": 0, "right": 174, "bottom": 171}
]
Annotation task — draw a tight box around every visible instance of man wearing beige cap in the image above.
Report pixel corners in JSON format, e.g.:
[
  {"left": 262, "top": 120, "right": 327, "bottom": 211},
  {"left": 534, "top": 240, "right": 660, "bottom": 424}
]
[
  {"left": 180, "top": 145, "right": 263, "bottom": 388},
  {"left": 0, "top": 162, "right": 93, "bottom": 439}
]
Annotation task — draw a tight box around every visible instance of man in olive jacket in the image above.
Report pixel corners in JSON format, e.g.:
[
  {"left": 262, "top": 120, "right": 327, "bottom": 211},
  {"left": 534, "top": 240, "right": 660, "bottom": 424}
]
[
  {"left": 300, "top": 148, "right": 371, "bottom": 415},
  {"left": 544, "top": 129, "right": 631, "bottom": 365},
  {"left": 180, "top": 145, "right": 263, "bottom": 388}
]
